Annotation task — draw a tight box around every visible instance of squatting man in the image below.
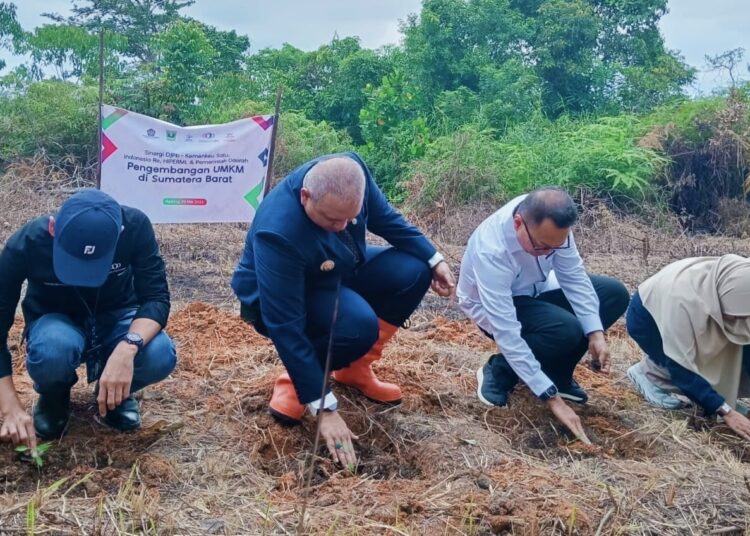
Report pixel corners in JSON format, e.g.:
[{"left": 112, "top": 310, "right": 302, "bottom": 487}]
[
  {"left": 232, "top": 153, "right": 456, "bottom": 466},
  {"left": 0, "top": 189, "right": 177, "bottom": 451}
]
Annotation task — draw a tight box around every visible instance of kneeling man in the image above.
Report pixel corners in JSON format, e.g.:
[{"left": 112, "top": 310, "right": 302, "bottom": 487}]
[
  {"left": 0, "top": 189, "right": 177, "bottom": 450},
  {"left": 232, "top": 153, "right": 454, "bottom": 465},
  {"left": 457, "top": 187, "right": 629, "bottom": 440}
]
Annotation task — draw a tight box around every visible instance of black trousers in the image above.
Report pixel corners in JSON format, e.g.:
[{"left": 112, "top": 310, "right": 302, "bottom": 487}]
[{"left": 484, "top": 275, "right": 630, "bottom": 387}]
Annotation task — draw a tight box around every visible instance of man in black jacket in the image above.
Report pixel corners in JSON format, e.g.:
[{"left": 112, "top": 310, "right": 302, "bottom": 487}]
[{"left": 0, "top": 189, "right": 176, "bottom": 449}]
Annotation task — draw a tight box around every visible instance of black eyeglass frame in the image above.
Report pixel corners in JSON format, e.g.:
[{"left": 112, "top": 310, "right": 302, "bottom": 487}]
[{"left": 519, "top": 216, "right": 571, "bottom": 253}]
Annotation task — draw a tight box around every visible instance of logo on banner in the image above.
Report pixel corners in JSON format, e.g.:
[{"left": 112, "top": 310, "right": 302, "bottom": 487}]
[
  {"left": 166, "top": 130, "right": 177, "bottom": 141},
  {"left": 225, "top": 132, "right": 235, "bottom": 141},
  {"left": 185, "top": 134, "right": 194, "bottom": 142},
  {"left": 202, "top": 132, "right": 215, "bottom": 140},
  {"left": 145, "top": 128, "right": 156, "bottom": 138}
]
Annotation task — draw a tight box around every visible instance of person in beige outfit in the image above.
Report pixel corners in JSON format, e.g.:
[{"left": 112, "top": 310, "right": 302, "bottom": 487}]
[{"left": 626, "top": 254, "right": 750, "bottom": 441}]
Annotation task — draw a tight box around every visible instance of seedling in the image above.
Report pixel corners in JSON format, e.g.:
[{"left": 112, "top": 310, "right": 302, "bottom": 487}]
[{"left": 15, "top": 442, "right": 52, "bottom": 468}]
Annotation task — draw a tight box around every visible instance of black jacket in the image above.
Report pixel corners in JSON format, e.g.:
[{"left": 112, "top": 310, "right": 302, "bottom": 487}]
[{"left": 0, "top": 206, "right": 170, "bottom": 378}]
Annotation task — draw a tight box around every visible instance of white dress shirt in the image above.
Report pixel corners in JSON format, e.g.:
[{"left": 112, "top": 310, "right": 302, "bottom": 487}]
[{"left": 457, "top": 194, "right": 603, "bottom": 396}]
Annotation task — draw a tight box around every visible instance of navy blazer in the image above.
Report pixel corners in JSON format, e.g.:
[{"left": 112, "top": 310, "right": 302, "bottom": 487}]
[{"left": 231, "top": 152, "right": 436, "bottom": 403}]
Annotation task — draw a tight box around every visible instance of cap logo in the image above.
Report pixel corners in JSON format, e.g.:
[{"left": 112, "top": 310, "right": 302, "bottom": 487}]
[{"left": 83, "top": 245, "right": 96, "bottom": 255}]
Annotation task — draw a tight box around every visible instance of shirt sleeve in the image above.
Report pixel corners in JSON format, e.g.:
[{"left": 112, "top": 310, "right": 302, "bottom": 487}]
[
  {"left": 131, "top": 214, "right": 170, "bottom": 327},
  {"left": 0, "top": 232, "right": 27, "bottom": 378},
  {"left": 254, "top": 232, "right": 331, "bottom": 404},
  {"left": 472, "top": 251, "right": 555, "bottom": 397},
  {"left": 663, "top": 357, "right": 725, "bottom": 414},
  {"left": 551, "top": 233, "right": 603, "bottom": 335}
]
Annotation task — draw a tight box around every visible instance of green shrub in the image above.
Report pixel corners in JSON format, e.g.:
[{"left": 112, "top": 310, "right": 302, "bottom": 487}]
[
  {"left": 273, "top": 111, "right": 352, "bottom": 178},
  {"left": 496, "top": 114, "right": 668, "bottom": 196},
  {"left": 403, "top": 113, "right": 668, "bottom": 209},
  {"left": 0, "top": 80, "right": 98, "bottom": 167},
  {"left": 405, "top": 126, "right": 505, "bottom": 208}
]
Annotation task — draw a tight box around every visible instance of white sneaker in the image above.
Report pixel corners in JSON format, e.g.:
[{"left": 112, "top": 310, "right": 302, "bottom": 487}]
[{"left": 627, "top": 362, "right": 685, "bottom": 410}]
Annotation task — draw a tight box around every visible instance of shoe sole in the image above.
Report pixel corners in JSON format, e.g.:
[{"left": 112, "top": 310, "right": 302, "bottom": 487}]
[
  {"left": 627, "top": 365, "right": 683, "bottom": 410},
  {"left": 268, "top": 408, "right": 302, "bottom": 426},
  {"left": 332, "top": 379, "right": 402, "bottom": 405},
  {"left": 558, "top": 391, "right": 587, "bottom": 404},
  {"left": 93, "top": 414, "right": 141, "bottom": 432},
  {"left": 363, "top": 396, "right": 402, "bottom": 405}
]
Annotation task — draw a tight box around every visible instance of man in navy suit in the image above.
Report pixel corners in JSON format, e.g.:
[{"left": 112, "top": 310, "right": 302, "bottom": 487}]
[{"left": 232, "top": 153, "right": 454, "bottom": 466}]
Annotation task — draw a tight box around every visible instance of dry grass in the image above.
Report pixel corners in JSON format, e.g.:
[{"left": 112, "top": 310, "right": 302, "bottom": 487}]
[{"left": 1, "top": 176, "right": 750, "bottom": 534}]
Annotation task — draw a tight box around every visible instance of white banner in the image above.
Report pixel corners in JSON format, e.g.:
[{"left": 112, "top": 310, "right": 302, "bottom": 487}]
[{"left": 100, "top": 105, "right": 274, "bottom": 223}]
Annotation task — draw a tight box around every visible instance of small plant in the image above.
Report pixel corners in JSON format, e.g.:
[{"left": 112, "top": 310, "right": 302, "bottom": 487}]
[{"left": 15, "top": 442, "right": 52, "bottom": 468}]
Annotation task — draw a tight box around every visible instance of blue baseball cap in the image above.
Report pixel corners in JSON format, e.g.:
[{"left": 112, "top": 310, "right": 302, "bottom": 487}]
[{"left": 53, "top": 189, "right": 123, "bottom": 287}]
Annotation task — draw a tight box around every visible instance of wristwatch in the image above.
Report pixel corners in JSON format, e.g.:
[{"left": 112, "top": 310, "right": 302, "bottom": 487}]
[
  {"left": 716, "top": 402, "right": 733, "bottom": 417},
  {"left": 539, "top": 384, "right": 559, "bottom": 401},
  {"left": 122, "top": 332, "right": 144, "bottom": 352}
]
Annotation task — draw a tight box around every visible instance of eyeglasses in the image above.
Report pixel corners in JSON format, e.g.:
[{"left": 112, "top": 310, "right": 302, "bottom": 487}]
[{"left": 520, "top": 216, "right": 570, "bottom": 252}]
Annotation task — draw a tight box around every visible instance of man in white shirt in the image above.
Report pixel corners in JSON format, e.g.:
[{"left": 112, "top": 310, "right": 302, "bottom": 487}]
[{"left": 457, "top": 187, "right": 629, "bottom": 440}]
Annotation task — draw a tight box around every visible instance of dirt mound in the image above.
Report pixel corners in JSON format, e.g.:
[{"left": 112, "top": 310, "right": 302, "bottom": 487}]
[{"left": 168, "top": 302, "right": 272, "bottom": 376}]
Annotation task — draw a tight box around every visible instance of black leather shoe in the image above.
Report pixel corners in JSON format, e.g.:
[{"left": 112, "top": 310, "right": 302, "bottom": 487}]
[
  {"left": 558, "top": 379, "right": 589, "bottom": 404},
  {"left": 33, "top": 391, "right": 72, "bottom": 440},
  {"left": 101, "top": 396, "right": 141, "bottom": 432}
]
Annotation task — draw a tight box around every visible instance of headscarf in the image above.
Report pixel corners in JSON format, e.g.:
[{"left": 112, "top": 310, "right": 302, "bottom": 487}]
[{"left": 638, "top": 254, "right": 750, "bottom": 408}]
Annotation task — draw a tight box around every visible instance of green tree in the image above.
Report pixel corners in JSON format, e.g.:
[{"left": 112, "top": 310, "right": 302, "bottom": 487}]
[
  {"left": 246, "top": 37, "right": 393, "bottom": 142},
  {"left": 0, "top": 2, "right": 23, "bottom": 71},
  {"left": 22, "top": 24, "right": 127, "bottom": 81},
  {"left": 246, "top": 44, "right": 309, "bottom": 107},
  {"left": 402, "top": 0, "right": 693, "bottom": 117},
  {"left": 151, "top": 19, "right": 217, "bottom": 122},
  {"left": 309, "top": 41, "right": 394, "bottom": 142},
  {"left": 46, "top": 0, "right": 194, "bottom": 63},
  {"left": 194, "top": 22, "right": 249, "bottom": 73},
  {"left": 359, "top": 69, "right": 430, "bottom": 193}
]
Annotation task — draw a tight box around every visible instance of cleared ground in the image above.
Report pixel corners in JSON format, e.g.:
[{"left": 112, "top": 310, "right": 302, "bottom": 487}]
[{"left": 1, "top": 181, "right": 749, "bottom": 535}]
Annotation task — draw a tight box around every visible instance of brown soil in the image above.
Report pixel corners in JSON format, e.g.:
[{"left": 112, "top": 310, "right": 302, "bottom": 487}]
[{"left": 1, "top": 184, "right": 750, "bottom": 533}]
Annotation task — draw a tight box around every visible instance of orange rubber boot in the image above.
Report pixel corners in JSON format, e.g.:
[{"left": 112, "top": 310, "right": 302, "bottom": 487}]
[
  {"left": 269, "top": 373, "right": 305, "bottom": 425},
  {"left": 333, "top": 319, "right": 402, "bottom": 403}
]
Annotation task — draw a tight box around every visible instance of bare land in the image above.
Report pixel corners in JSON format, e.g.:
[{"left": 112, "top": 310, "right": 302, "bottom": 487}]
[{"left": 1, "top": 180, "right": 749, "bottom": 535}]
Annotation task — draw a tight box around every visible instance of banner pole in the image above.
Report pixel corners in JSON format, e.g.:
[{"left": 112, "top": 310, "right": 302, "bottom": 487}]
[
  {"left": 263, "top": 87, "right": 283, "bottom": 197},
  {"left": 97, "top": 26, "right": 105, "bottom": 190}
]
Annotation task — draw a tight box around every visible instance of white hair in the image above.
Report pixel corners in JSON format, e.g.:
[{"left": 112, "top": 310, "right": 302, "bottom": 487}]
[{"left": 303, "top": 157, "right": 366, "bottom": 203}]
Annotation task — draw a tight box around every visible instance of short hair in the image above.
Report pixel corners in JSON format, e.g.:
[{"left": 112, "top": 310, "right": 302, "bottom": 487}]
[
  {"left": 303, "top": 157, "right": 366, "bottom": 203},
  {"left": 517, "top": 187, "right": 578, "bottom": 228}
]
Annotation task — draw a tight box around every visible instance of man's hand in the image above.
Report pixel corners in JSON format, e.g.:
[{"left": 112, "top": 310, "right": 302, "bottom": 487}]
[
  {"left": 0, "top": 376, "right": 37, "bottom": 451},
  {"left": 547, "top": 396, "right": 591, "bottom": 444},
  {"left": 98, "top": 342, "right": 136, "bottom": 417},
  {"left": 0, "top": 404, "right": 37, "bottom": 451},
  {"left": 319, "top": 410, "right": 359, "bottom": 468},
  {"left": 431, "top": 261, "right": 456, "bottom": 298},
  {"left": 588, "top": 331, "right": 610, "bottom": 374},
  {"left": 724, "top": 409, "right": 750, "bottom": 442}
]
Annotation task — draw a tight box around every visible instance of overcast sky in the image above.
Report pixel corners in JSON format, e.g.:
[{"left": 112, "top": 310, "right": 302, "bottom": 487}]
[{"left": 3, "top": 0, "right": 749, "bottom": 93}]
